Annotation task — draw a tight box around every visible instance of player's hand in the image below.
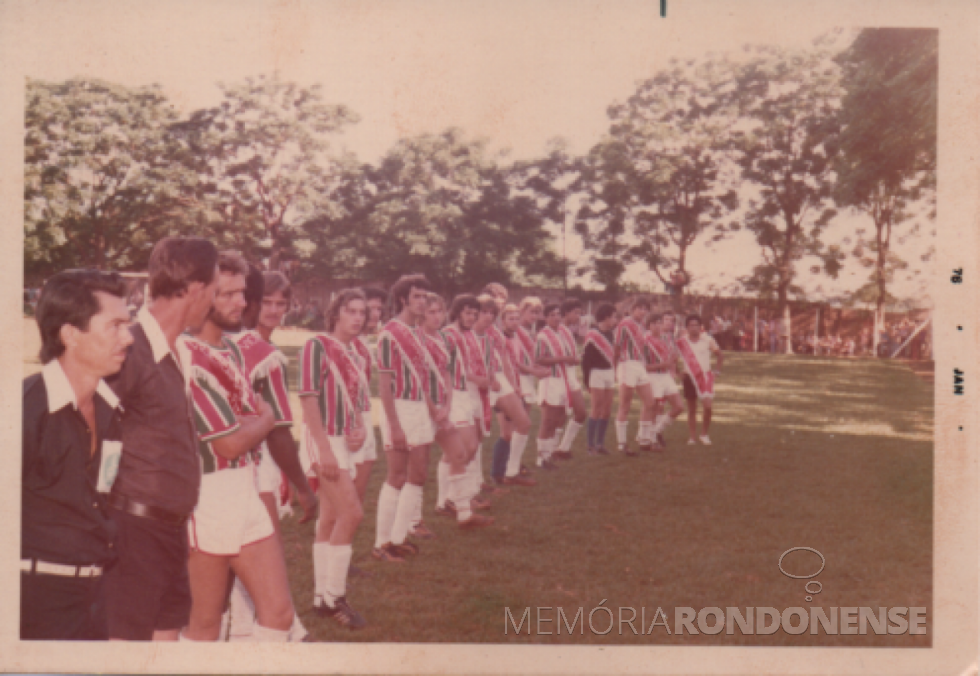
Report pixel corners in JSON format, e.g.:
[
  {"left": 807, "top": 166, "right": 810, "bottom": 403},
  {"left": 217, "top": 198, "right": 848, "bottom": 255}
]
[
  {"left": 346, "top": 425, "right": 366, "bottom": 452},
  {"left": 390, "top": 425, "right": 408, "bottom": 452},
  {"left": 256, "top": 399, "right": 275, "bottom": 423},
  {"left": 318, "top": 454, "right": 341, "bottom": 483},
  {"left": 296, "top": 486, "right": 319, "bottom": 524}
]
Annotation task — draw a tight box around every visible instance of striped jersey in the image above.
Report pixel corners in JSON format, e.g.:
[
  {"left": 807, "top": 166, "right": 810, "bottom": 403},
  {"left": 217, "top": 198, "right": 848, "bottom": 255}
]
[
  {"left": 299, "top": 334, "right": 371, "bottom": 436},
  {"left": 441, "top": 326, "right": 470, "bottom": 392},
  {"left": 353, "top": 336, "right": 373, "bottom": 410},
  {"left": 422, "top": 330, "right": 451, "bottom": 406},
  {"left": 535, "top": 326, "right": 567, "bottom": 379},
  {"left": 230, "top": 330, "right": 293, "bottom": 427},
  {"left": 615, "top": 318, "right": 647, "bottom": 363},
  {"left": 377, "top": 319, "right": 427, "bottom": 402},
  {"left": 472, "top": 331, "right": 499, "bottom": 378},
  {"left": 180, "top": 334, "right": 260, "bottom": 474}
]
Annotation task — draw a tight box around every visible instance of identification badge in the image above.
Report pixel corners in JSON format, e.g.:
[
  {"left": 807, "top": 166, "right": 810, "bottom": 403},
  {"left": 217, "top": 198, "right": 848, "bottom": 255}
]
[{"left": 97, "top": 440, "right": 122, "bottom": 493}]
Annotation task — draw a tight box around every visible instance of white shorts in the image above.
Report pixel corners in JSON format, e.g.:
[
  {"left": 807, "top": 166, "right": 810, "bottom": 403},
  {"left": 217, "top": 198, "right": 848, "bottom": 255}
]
[
  {"left": 520, "top": 374, "right": 536, "bottom": 403},
  {"left": 449, "top": 389, "right": 474, "bottom": 427},
  {"left": 538, "top": 376, "right": 570, "bottom": 408},
  {"left": 589, "top": 368, "right": 616, "bottom": 390},
  {"left": 380, "top": 398, "right": 435, "bottom": 449},
  {"left": 349, "top": 427, "right": 378, "bottom": 465},
  {"left": 617, "top": 360, "right": 650, "bottom": 388},
  {"left": 566, "top": 368, "right": 582, "bottom": 393},
  {"left": 489, "top": 372, "right": 515, "bottom": 406},
  {"left": 651, "top": 373, "right": 679, "bottom": 398},
  {"left": 255, "top": 442, "right": 283, "bottom": 494},
  {"left": 189, "top": 466, "right": 274, "bottom": 556}
]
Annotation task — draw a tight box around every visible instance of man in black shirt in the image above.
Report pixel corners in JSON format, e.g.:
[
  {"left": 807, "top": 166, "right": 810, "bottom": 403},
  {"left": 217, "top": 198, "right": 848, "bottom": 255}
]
[
  {"left": 22, "top": 269, "right": 133, "bottom": 640},
  {"left": 104, "top": 237, "right": 218, "bottom": 641}
]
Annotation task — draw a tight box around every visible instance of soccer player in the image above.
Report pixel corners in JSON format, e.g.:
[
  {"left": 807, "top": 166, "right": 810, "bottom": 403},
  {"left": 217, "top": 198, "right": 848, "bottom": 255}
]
[
  {"left": 643, "top": 313, "right": 685, "bottom": 450},
  {"left": 438, "top": 295, "right": 493, "bottom": 517},
  {"left": 362, "top": 287, "right": 387, "bottom": 335},
  {"left": 534, "top": 303, "right": 576, "bottom": 467},
  {"left": 496, "top": 304, "right": 537, "bottom": 486},
  {"left": 582, "top": 303, "right": 618, "bottom": 456},
  {"left": 180, "top": 252, "right": 295, "bottom": 642},
  {"left": 516, "top": 297, "right": 549, "bottom": 405},
  {"left": 373, "top": 275, "right": 438, "bottom": 560},
  {"left": 421, "top": 294, "right": 494, "bottom": 528},
  {"left": 223, "top": 268, "right": 317, "bottom": 641},
  {"left": 552, "top": 299, "right": 588, "bottom": 459},
  {"left": 677, "top": 315, "right": 724, "bottom": 445},
  {"left": 614, "top": 297, "right": 656, "bottom": 456},
  {"left": 22, "top": 270, "right": 132, "bottom": 640},
  {"left": 477, "top": 296, "right": 534, "bottom": 488},
  {"left": 299, "top": 289, "right": 373, "bottom": 629}
]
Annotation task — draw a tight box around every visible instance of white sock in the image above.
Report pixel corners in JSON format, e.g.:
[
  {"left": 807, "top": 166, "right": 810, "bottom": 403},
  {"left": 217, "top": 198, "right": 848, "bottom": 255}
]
[
  {"left": 474, "top": 445, "right": 486, "bottom": 484},
  {"left": 436, "top": 460, "right": 450, "bottom": 508},
  {"left": 638, "top": 421, "right": 653, "bottom": 442},
  {"left": 374, "top": 482, "right": 400, "bottom": 548},
  {"left": 324, "top": 543, "right": 353, "bottom": 608},
  {"left": 227, "top": 577, "right": 255, "bottom": 641},
  {"left": 537, "top": 436, "right": 554, "bottom": 462},
  {"left": 505, "top": 432, "right": 529, "bottom": 477},
  {"left": 655, "top": 413, "right": 671, "bottom": 434},
  {"left": 287, "top": 614, "right": 308, "bottom": 642},
  {"left": 466, "top": 457, "right": 482, "bottom": 495},
  {"left": 449, "top": 472, "right": 473, "bottom": 521},
  {"left": 251, "top": 623, "right": 290, "bottom": 642},
  {"left": 313, "top": 541, "right": 330, "bottom": 602},
  {"left": 558, "top": 420, "right": 583, "bottom": 451},
  {"left": 616, "top": 421, "right": 628, "bottom": 444},
  {"left": 390, "top": 483, "right": 423, "bottom": 546}
]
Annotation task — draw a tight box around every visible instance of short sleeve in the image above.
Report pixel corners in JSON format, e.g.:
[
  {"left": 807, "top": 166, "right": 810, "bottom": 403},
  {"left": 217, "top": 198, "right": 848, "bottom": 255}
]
[
  {"left": 298, "top": 338, "right": 325, "bottom": 397},
  {"left": 257, "top": 362, "right": 293, "bottom": 426},
  {"left": 189, "top": 375, "right": 240, "bottom": 442}
]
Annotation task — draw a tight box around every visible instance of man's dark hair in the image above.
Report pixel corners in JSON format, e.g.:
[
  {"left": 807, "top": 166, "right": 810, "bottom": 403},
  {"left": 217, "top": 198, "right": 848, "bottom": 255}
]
[
  {"left": 244, "top": 263, "right": 265, "bottom": 310},
  {"left": 646, "top": 312, "right": 663, "bottom": 327},
  {"left": 37, "top": 269, "right": 128, "bottom": 364},
  {"left": 217, "top": 251, "right": 249, "bottom": 278},
  {"left": 595, "top": 303, "right": 616, "bottom": 323},
  {"left": 686, "top": 314, "right": 703, "bottom": 327},
  {"left": 388, "top": 274, "right": 432, "bottom": 315},
  {"left": 263, "top": 271, "right": 291, "bottom": 300},
  {"left": 630, "top": 297, "right": 651, "bottom": 311},
  {"left": 147, "top": 237, "right": 218, "bottom": 300},
  {"left": 325, "top": 288, "right": 367, "bottom": 333},
  {"left": 449, "top": 294, "right": 480, "bottom": 322},
  {"left": 363, "top": 286, "right": 388, "bottom": 304},
  {"left": 542, "top": 303, "right": 561, "bottom": 318},
  {"left": 560, "top": 298, "right": 583, "bottom": 316}
]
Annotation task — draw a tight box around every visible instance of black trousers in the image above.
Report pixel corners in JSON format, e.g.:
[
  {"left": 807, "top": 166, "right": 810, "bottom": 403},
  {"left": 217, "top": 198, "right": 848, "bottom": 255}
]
[{"left": 20, "top": 571, "right": 107, "bottom": 640}]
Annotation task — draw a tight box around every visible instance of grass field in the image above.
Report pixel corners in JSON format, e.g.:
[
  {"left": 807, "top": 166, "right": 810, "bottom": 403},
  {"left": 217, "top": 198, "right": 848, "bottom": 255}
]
[{"left": 23, "top": 321, "right": 933, "bottom": 646}]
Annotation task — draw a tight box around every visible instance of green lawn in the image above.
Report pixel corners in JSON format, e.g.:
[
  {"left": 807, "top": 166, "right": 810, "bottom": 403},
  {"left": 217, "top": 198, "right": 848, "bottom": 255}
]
[{"left": 21, "top": 321, "right": 933, "bottom": 646}]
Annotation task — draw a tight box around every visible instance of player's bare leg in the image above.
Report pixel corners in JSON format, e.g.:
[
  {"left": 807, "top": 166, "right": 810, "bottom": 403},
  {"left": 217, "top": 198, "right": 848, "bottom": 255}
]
[
  {"left": 374, "top": 448, "right": 409, "bottom": 561},
  {"left": 537, "top": 403, "right": 565, "bottom": 469},
  {"left": 435, "top": 425, "right": 493, "bottom": 527},
  {"left": 232, "top": 536, "right": 295, "bottom": 638},
  {"left": 687, "top": 397, "right": 699, "bottom": 444},
  {"left": 313, "top": 470, "right": 366, "bottom": 628}
]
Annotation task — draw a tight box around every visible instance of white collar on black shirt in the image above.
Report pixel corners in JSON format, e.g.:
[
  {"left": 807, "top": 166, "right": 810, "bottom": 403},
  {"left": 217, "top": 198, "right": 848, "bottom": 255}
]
[
  {"left": 42, "top": 359, "right": 120, "bottom": 414},
  {"left": 138, "top": 304, "right": 173, "bottom": 364}
]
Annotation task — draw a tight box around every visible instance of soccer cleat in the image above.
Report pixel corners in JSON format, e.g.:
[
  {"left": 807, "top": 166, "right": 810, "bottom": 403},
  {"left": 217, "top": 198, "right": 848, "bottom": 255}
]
[
  {"left": 587, "top": 446, "right": 599, "bottom": 456},
  {"left": 501, "top": 474, "right": 537, "bottom": 487},
  {"left": 371, "top": 543, "right": 405, "bottom": 563},
  {"left": 471, "top": 496, "right": 493, "bottom": 511},
  {"left": 391, "top": 541, "right": 420, "bottom": 557},
  {"left": 434, "top": 501, "right": 457, "bottom": 518},
  {"left": 657, "top": 433, "right": 667, "bottom": 448},
  {"left": 458, "top": 513, "right": 495, "bottom": 530},
  {"left": 316, "top": 596, "right": 367, "bottom": 630},
  {"left": 410, "top": 521, "right": 436, "bottom": 540},
  {"left": 539, "top": 459, "right": 560, "bottom": 470},
  {"left": 480, "top": 482, "right": 495, "bottom": 494},
  {"left": 700, "top": 435, "right": 712, "bottom": 446}
]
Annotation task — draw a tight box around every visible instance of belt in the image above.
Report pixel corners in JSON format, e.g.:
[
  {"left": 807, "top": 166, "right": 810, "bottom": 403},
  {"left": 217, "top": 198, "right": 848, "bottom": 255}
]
[
  {"left": 108, "top": 493, "right": 188, "bottom": 526},
  {"left": 21, "top": 559, "right": 102, "bottom": 578}
]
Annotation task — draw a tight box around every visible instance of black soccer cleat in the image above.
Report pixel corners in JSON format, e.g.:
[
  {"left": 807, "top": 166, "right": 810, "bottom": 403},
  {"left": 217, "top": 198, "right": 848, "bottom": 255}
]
[{"left": 316, "top": 596, "right": 367, "bottom": 630}]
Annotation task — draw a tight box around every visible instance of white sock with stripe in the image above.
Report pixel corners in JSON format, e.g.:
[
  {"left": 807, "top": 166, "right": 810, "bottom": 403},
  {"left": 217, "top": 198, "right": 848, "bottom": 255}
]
[
  {"left": 374, "top": 482, "right": 400, "bottom": 548},
  {"left": 323, "top": 543, "right": 353, "bottom": 608},
  {"left": 390, "top": 483, "right": 423, "bottom": 546},
  {"left": 505, "top": 432, "right": 529, "bottom": 477}
]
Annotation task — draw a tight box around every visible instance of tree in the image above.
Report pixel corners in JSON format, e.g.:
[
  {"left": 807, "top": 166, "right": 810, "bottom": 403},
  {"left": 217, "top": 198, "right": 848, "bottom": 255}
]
[
  {"left": 24, "top": 78, "right": 203, "bottom": 279},
  {"left": 350, "top": 128, "right": 562, "bottom": 296},
  {"left": 171, "top": 73, "right": 359, "bottom": 270},
  {"left": 576, "top": 57, "right": 738, "bottom": 301},
  {"left": 833, "top": 28, "right": 937, "bottom": 355},
  {"left": 729, "top": 41, "right": 845, "bottom": 353}
]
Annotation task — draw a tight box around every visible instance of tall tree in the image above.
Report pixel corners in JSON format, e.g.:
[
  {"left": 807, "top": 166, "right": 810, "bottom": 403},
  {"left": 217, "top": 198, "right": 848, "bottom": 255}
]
[
  {"left": 833, "top": 28, "right": 937, "bottom": 355},
  {"left": 729, "top": 41, "right": 845, "bottom": 352},
  {"left": 24, "top": 78, "right": 203, "bottom": 279},
  {"left": 351, "top": 128, "right": 562, "bottom": 296},
  {"left": 576, "top": 57, "right": 738, "bottom": 299},
  {"left": 171, "top": 73, "right": 359, "bottom": 269}
]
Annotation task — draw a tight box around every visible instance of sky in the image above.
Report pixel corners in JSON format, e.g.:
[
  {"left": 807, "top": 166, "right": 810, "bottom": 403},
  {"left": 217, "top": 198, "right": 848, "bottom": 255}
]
[{"left": 5, "top": 0, "right": 937, "bottom": 304}]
